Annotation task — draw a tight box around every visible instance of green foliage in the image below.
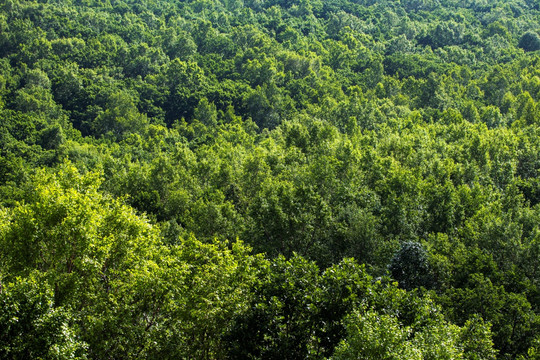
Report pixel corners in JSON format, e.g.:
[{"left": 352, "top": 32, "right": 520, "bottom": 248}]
[
  {"left": 389, "top": 241, "right": 435, "bottom": 291},
  {"left": 332, "top": 295, "right": 471, "bottom": 360},
  {"left": 0, "top": 272, "right": 87, "bottom": 360},
  {"left": 519, "top": 31, "right": 540, "bottom": 52},
  {"left": 332, "top": 309, "right": 423, "bottom": 360},
  {"left": 0, "top": 164, "right": 263, "bottom": 359},
  {"left": 2, "top": 0, "right": 540, "bottom": 358}
]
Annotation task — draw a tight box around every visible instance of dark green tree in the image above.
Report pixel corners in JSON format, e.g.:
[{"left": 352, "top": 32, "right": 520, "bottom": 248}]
[{"left": 389, "top": 241, "right": 435, "bottom": 291}]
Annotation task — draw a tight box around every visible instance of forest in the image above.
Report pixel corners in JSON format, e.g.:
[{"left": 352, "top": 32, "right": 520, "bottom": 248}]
[{"left": 1, "top": 0, "right": 540, "bottom": 358}]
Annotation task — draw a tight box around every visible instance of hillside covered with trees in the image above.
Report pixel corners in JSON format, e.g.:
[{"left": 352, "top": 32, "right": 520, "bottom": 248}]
[{"left": 1, "top": 0, "right": 540, "bottom": 358}]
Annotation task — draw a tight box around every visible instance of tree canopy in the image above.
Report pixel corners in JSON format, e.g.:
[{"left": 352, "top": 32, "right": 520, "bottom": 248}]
[{"left": 2, "top": 0, "right": 540, "bottom": 358}]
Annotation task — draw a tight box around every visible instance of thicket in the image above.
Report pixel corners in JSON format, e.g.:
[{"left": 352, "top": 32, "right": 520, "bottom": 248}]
[{"left": 1, "top": 0, "right": 540, "bottom": 358}]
